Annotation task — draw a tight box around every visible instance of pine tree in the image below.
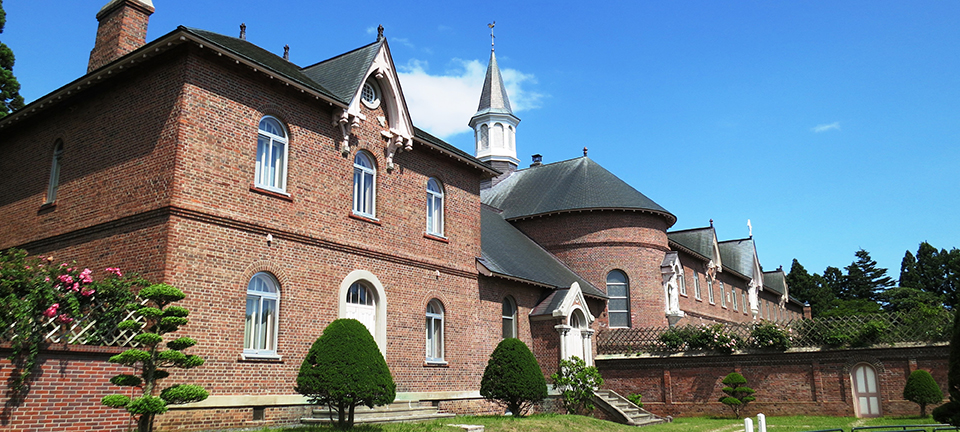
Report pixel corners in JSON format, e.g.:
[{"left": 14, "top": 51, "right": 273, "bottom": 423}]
[
  {"left": 843, "top": 249, "right": 893, "bottom": 301},
  {"left": 718, "top": 372, "right": 755, "bottom": 419},
  {"left": 787, "top": 259, "right": 834, "bottom": 317},
  {"left": 0, "top": 0, "right": 25, "bottom": 118},
  {"left": 900, "top": 250, "right": 920, "bottom": 289}
]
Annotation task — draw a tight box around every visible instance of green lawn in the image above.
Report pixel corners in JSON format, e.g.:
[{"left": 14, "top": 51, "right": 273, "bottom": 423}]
[{"left": 232, "top": 414, "right": 947, "bottom": 432}]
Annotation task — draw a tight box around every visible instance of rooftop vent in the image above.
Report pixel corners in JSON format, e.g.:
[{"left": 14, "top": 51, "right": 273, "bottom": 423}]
[{"left": 531, "top": 154, "right": 542, "bottom": 167}]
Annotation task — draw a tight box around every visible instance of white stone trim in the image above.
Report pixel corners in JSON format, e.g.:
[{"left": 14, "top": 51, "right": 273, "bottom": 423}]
[{"left": 338, "top": 270, "right": 388, "bottom": 356}]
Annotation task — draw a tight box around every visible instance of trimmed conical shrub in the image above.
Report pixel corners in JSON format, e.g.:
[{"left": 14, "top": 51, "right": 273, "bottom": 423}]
[
  {"left": 904, "top": 369, "right": 942, "bottom": 417},
  {"left": 480, "top": 338, "right": 547, "bottom": 417}
]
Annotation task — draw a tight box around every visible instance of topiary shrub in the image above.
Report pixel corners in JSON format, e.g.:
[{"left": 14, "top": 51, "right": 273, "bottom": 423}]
[
  {"left": 718, "top": 372, "right": 755, "bottom": 419},
  {"left": 550, "top": 356, "right": 604, "bottom": 415},
  {"left": 903, "top": 369, "right": 943, "bottom": 417},
  {"left": 933, "top": 307, "right": 960, "bottom": 425},
  {"left": 295, "top": 318, "right": 395, "bottom": 429},
  {"left": 101, "top": 284, "right": 208, "bottom": 432},
  {"left": 480, "top": 338, "right": 547, "bottom": 417}
]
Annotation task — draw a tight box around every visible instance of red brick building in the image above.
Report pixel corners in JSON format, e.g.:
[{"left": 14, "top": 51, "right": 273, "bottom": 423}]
[{"left": 0, "top": 1, "right": 825, "bottom": 430}]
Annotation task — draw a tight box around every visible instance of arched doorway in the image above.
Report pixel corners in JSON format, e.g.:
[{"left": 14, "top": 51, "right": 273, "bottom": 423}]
[
  {"left": 568, "top": 309, "right": 586, "bottom": 360},
  {"left": 851, "top": 363, "right": 882, "bottom": 417}
]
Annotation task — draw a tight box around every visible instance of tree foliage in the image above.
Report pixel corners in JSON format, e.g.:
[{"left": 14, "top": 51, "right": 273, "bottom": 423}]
[
  {"left": 718, "top": 372, "right": 755, "bottom": 419},
  {"left": 480, "top": 338, "right": 547, "bottom": 417},
  {"left": 102, "top": 284, "right": 208, "bottom": 432},
  {"left": 550, "top": 356, "right": 604, "bottom": 415},
  {"left": 933, "top": 308, "right": 960, "bottom": 425},
  {"left": 900, "top": 242, "right": 960, "bottom": 309},
  {"left": 843, "top": 249, "right": 894, "bottom": 301},
  {"left": 903, "top": 369, "right": 942, "bottom": 417},
  {"left": 295, "top": 318, "right": 395, "bottom": 429},
  {"left": 0, "top": 0, "right": 25, "bottom": 118}
]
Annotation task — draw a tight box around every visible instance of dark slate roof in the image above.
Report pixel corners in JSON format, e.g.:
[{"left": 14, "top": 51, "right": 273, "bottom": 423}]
[
  {"left": 668, "top": 227, "right": 716, "bottom": 262},
  {"left": 530, "top": 289, "right": 568, "bottom": 317},
  {"left": 301, "top": 40, "right": 383, "bottom": 104},
  {"left": 481, "top": 157, "right": 675, "bottom": 225},
  {"left": 414, "top": 127, "right": 498, "bottom": 175},
  {"left": 182, "top": 27, "right": 339, "bottom": 101},
  {"left": 718, "top": 238, "right": 758, "bottom": 279},
  {"left": 480, "top": 207, "right": 605, "bottom": 298},
  {"left": 763, "top": 270, "right": 786, "bottom": 295},
  {"left": 473, "top": 49, "right": 514, "bottom": 117}
]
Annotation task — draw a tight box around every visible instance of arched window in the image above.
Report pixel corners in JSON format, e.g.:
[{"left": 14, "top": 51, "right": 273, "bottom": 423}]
[
  {"left": 339, "top": 270, "right": 387, "bottom": 355},
  {"left": 493, "top": 123, "right": 503, "bottom": 149},
  {"left": 425, "top": 299, "right": 444, "bottom": 363},
  {"left": 693, "top": 271, "right": 702, "bottom": 300},
  {"left": 426, "top": 178, "right": 444, "bottom": 236},
  {"left": 606, "top": 270, "right": 630, "bottom": 328},
  {"left": 568, "top": 309, "right": 586, "bottom": 360},
  {"left": 479, "top": 124, "right": 489, "bottom": 150},
  {"left": 507, "top": 125, "right": 515, "bottom": 150},
  {"left": 255, "top": 116, "right": 288, "bottom": 192},
  {"left": 720, "top": 282, "right": 727, "bottom": 307},
  {"left": 353, "top": 152, "right": 376, "bottom": 217},
  {"left": 244, "top": 272, "right": 280, "bottom": 358},
  {"left": 708, "top": 279, "right": 715, "bottom": 304},
  {"left": 678, "top": 269, "right": 686, "bottom": 296},
  {"left": 45, "top": 140, "right": 64, "bottom": 204},
  {"left": 502, "top": 296, "right": 517, "bottom": 339},
  {"left": 732, "top": 286, "right": 739, "bottom": 311}
]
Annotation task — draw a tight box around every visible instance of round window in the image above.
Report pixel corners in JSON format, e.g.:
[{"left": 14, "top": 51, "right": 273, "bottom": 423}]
[{"left": 361, "top": 81, "right": 380, "bottom": 109}]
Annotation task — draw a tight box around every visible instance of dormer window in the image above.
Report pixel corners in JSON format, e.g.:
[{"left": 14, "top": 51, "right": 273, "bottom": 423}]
[{"left": 361, "top": 80, "right": 381, "bottom": 109}]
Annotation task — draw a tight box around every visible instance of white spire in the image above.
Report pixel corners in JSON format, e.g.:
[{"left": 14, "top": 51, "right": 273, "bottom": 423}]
[{"left": 470, "top": 23, "right": 520, "bottom": 167}]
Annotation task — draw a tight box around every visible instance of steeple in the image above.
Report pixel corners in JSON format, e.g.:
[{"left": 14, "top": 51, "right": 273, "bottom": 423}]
[{"left": 471, "top": 22, "right": 520, "bottom": 176}]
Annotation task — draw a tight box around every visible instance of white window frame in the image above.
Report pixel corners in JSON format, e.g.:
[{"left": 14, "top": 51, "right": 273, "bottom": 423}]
[
  {"left": 694, "top": 271, "right": 702, "bottom": 300},
  {"left": 502, "top": 296, "right": 517, "bottom": 339},
  {"left": 255, "top": 116, "right": 289, "bottom": 193},
  {"left": 708, "top": 279, "right": 715, "bottom": 304},
  {"left": 361, "top": 80, "right": 381, "bottom": 109},
  {"left": 606, "top": 270, "right": 631, "bottom": 328},
  {"left": 243, "top": 272, "right": 281, "bottom": 359},
  {"left": 678, "top": 269, "right": 687, "bottom": 296},
  {"left": 45, "top": 140, "right": 64, "bottom": 204},
  {"left": 425, "top": 299, "right": 445, "bottom": 363},
  {"left": 353, "top": 152, "right": 376, "bottom": 218},
  {"left": 426, "top": 178, "right": 444, "bottom": 236},
  {"left": 720, "top": 282, "right": 727, "bottom": 308},
  {"left": 732, "top": 286, "right": 739, "bottom": 311}
]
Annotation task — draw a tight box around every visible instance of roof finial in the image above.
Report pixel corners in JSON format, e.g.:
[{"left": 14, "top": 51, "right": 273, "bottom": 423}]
[
  {"left": 377, "top": 24, "right": 384, "bottom": 41},
  {"left": 710, "top": 219, "right": 714, "bottom": 227},
  {"left": 283, "top": 44, "right": 290, "bottom": 61},
  {"left": 239, "top": 23, "right": 246, "bottom": 40},
  {"left": 747, "top": 219, "right": 753, "bottom": 238},
  {"left": 583, "top": 147, "right": 588, "bottom": 157},
  {"left": 488, "top": 21, "right": 496, "bottom": 50}
]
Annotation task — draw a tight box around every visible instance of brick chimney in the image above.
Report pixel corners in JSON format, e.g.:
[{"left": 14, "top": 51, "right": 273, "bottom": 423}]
[{"left": 88, "top": 0, "right": 155, "bottom": 73}]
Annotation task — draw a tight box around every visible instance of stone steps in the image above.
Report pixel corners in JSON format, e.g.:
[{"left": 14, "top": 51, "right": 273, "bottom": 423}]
[
  {"left": 301, "top": 401, "right": 455, "bottom": 425},
  {"left": 594, "top": 389, "right": 668, "bottom": 427}
]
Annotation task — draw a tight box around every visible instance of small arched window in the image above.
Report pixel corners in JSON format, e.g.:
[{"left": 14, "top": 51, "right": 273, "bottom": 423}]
[
  {"left": 425, "top": 299, "right": 444, "bottom": 363},
  {"left": 45, "top": 140, "right": 64, "bottom": 204},
  {"left": 502, "top": 296, "right": 517, "bottom": 339},
  {"left": 244, "top": 272, "right": 280, "bottom": 358},
  {"left": 255, "top": 116, "right": 288, "bottom": 192},
  {"left": 606, "top": 270, "right": 630, "bottom": 328},
  {"left": 426, "top": 178, "right": 444, "bottom": 236},
  {"left": 353, "top": 152, "right": 376, "bottom": 217},
  {"left": 493, "top": 123, "right": 504, "bottom": 149},
  {"left": 479, "top": 124, "right": 489, "bottom": 150}
]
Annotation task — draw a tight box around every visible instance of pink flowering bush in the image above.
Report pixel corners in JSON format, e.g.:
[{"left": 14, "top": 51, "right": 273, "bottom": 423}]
[{"left": 749, "top": 321, "right": 793, "bottom": 351}]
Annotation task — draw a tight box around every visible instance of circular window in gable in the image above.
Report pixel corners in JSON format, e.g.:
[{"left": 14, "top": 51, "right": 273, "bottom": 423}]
[{"left": 361, "top": 80, "right": 381, "bottom": 109}]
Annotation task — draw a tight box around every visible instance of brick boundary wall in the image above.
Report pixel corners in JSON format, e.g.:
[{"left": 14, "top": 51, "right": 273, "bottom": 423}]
[{"left": 597, "top": 344, "right": 950, "bottom": 418}]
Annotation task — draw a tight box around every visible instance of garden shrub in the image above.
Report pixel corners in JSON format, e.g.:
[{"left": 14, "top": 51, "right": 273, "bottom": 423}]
[
  {"left": 903, "top": 369, "right": 942, "bottom": 417},
  {"left": 480, "top": 338, "right": 547, "bottom": 417},
  {"left": 850, "top": 319, "right": 890, "bottom": 347},
  {"left": 750, "top": 321, "right": 792, "bottom": 351},
  {"left": 295, "top": 318, "right": 395, "bottom": 429},
  {"left": 718, "top": 372, "right": 755, "bottom": 419},
  {"left": 627, "top": 393, "right": 644, "bottom": 408},
  {"left": 551, "top": 356, "right": 604, "bottom": 415},
  {"left": 691, "top": 324, "right": 742, "bottom": 354},
  {"left": 101, "top": 284, "right": 208, "bottom": 432}
]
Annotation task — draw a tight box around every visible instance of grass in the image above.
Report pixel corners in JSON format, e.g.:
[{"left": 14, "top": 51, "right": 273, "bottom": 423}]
[{"left": 229, "top": 413, "right": 947, "bottom": 432}]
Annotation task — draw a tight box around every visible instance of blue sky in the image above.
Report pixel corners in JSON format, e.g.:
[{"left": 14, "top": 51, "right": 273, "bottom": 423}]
[{"left": 4, "top": 1, "right": 958, "bottom": 280}]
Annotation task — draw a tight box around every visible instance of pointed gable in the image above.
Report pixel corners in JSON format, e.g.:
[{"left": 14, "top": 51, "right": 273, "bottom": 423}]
[
  {"left": 718, "top": 237, "right": 763, "bottom": 286},
  {"left": 668, "top": 226, "right": 723, "bottom": 268},
  {"left": 481, "top": 156, "right": 675, "bottom": 225},
  {"left": 301, "top": 40, "right": 381, "bottom": 104}
]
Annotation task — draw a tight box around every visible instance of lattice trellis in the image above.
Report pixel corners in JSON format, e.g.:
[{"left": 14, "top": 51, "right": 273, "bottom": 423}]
[{"left": 3, "top": 299, "right": 147, "bottom": 348}]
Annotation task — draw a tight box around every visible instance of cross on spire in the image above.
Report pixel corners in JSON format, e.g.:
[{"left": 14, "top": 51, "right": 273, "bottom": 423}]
[{"left": 488, "top": 21, "right": 496, "bottom": 50}]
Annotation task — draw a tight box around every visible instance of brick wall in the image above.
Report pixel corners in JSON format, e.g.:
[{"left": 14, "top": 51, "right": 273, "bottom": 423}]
[{"left": 598, "top": 345, "right": 949, "bottom": 418}]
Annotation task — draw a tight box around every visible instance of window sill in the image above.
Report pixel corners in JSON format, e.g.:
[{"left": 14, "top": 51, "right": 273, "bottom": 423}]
[
  {"left": 423, "top": 233, "right": 449, "bottom": 243},
  {"left": 424, "top": 360, "right": 448, "bottom": 367},
  {"left": 250, "top": 185, "right": 293, "bottom": 202},
  {"left": 239, "top": 352, "right": 283, "bottom": 362},
  {"left": 694, "top": 297, "right": 702, "bottom": 302},
  {"left": 349, "top": 213, "right": 381, "bottom": 225},
  {"left": 680, "top": 293, "right": 688, "bottom": 298}
]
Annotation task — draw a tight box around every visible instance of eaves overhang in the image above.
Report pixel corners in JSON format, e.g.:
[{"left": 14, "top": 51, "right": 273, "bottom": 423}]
[
  {"left": 476, "top": 259, "right": 607, "bottom": 300},
  {"left": 504, "top": 207, "right": 677, "bottom": 226}
]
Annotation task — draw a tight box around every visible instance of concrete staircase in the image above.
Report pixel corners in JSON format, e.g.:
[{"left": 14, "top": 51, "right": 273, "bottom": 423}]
[
  {"left": 300, "top": 401, "right": 455, "bottom": 425},
  {"left": 593, "top": 389, "right": 667, "bottom": 427}
]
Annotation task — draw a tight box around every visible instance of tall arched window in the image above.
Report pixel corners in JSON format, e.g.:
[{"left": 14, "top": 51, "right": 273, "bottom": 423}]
[
  {"left": 255, "top": 116, "right": 288, "bottom": 192},
  {"left": 244, "top": 272, "right": 280, "bottom": 358},
  {"left": 606, "top": 270, "right": 630, "bottom": 328},
  {"left": 694, "top": 271, "right": 702, "bottom": 300},
  {"left": 426, "top": 178, "right": 444, "bottom": 236},
  {"left": 479, "top": 124, "right": 489, "bottom": 150},
  {"left": 678, "top": 269, "right": 686, "bottom": 296},
  {"left": 507, "top": 125, "right": 515, "bottom": 150},
  {"left": 425, "top": 299, "right": 444, "bottom": 363},
  {"left": 492, "top": 123, "right": 503, "bottom": 149},
  {"left": 502, "top": 296, "right": 517, "bottom": 339},
  {"left": 45, "top": 140, "right": 64, "bottom": 204},
  {"left": 353, "top": 152, "right": 376, "bottom": 217}
]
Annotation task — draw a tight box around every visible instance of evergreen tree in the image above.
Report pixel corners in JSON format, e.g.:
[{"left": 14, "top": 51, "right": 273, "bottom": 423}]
[
  {"left": 900, "top": 250, "right": 920, "bottom": 289},
  {"left": 787, "top": 259, "right": 834, "bottom": 317},
  {"left": 946, "top": 249, "right": 960, "bottom": 309},
  {"left": 933, "top": 307, "right": 960, "bottom": 424},
  {"left": 903, "top": 369, "right": 942, "bottom": 417},
  {"left": 718, "top": 372, "right": 755, "bottom": 419},
  {"left": 843, "top": 249, "right": 894, "bottom": 301},
  {"left": 480, "top": 338, "right": 547, "bottom": 417},
  {"left": 0, "top": 0, "right": 25, "bottom": 118},
  {"left": 821, "top": 266, "right": 846, "bottom": 298}
]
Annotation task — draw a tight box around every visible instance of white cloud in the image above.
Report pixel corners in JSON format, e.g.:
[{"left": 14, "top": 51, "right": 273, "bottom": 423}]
[
  {"left": 397, "top": 58, "right": 543, "bottom": 139},
  {"left": 812, "top": 122, "right": 841, "bottom": 133}
]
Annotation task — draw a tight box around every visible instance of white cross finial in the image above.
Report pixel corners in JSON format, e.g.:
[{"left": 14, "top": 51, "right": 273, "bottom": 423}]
[
  {"left": 488, "top": 21, "right": 496, "bottom": 49},
  {"left": 747, "top": 219, "right": 753, "bottom": 237}
]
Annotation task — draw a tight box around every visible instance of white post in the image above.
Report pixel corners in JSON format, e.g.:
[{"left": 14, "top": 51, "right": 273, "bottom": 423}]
[
  {"left": 757, "top": 413, "right": 766, "bottom": 432},
  {"left": 744, "top": 417, "right": 754, "bottom": 432}
]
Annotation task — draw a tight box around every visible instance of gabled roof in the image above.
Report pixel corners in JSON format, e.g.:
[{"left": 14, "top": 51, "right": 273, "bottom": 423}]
[
  {"left": 473, "top": 49, "right": 515, "bottom": 118},
  {"left": 301, "top": 40, "right": 382, "bottom": 105},
  {"left": 414, "top": 127, "right": 498, "bottom": 176},
  {"left": 184, "top": 27, "right": 339, "bottom": 101},
  {"left": 480, "top": 156, "right": 675, "bottom": 225},
  {"left": 479, "top": 207, "right": 605, "bottom": 299},
  {"left": 718, "top": 237, "right": 761, "bottom": 280},
  {"left": 763, "top": 269, "right": 787, "bottom": 296},
  {"left": 668, "top": 226, "right": 721, "bottom": 264}
]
